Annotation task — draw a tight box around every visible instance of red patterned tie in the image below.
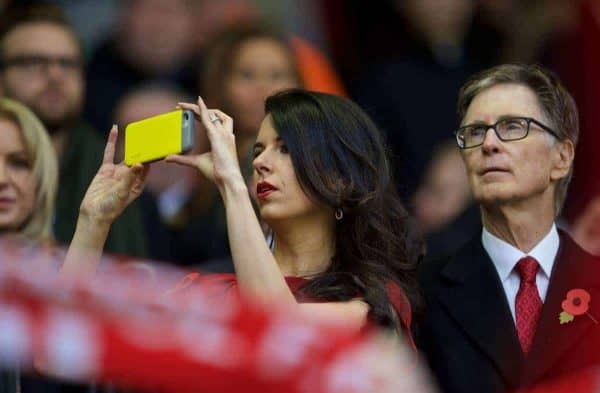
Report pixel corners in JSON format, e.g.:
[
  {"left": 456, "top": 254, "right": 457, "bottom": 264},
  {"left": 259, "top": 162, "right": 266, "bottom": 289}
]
[{"left": 515, "top": 256, "right": 543, "bottom": 355}]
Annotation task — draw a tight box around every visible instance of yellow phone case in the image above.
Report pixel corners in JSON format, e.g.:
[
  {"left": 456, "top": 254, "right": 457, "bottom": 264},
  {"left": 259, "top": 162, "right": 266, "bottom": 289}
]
[{"left": 124, "top": 109, "right": 194, "bottom": 165}]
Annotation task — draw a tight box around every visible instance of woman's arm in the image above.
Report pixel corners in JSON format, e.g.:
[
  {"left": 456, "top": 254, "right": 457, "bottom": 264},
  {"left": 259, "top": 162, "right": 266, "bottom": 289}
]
[
  {"left": 61, "top": 126, "right": 148, "bottom": 278},
  {"left": 61, "top": 214, "right": 111, "bottom": 278},
  {"left": 167, "top": 99, "right": 296, "bottom": 304},
  {"left": 222, "top": 183, "right": 368, "bottom": 328},
  {"left": 167, "top": 99, "right": 370, "bottom": 327},
  {"left": 222, "top": 176, "right": 297, "bottom": 303}
]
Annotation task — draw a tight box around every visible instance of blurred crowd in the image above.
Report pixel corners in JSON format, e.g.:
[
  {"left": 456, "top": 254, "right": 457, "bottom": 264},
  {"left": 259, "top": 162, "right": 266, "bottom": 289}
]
[{"left": 0, "top": 0, "right": 599, "bottom": 266}]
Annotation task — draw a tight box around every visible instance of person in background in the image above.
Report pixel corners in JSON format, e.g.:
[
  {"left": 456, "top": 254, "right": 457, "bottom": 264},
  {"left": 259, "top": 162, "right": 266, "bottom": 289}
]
[
  {"left": 419, "top": 64, "right": 600, "bottom": 393},
  {"left": 113, "top": 82, "right": 201, "bottom": 263},
  {"left": 355, "top": 0, "right": 480, "bottom": 202},
  {"left": 0, "top": 96, "right": 93, "bottom": 393},
  {"left": 0, "top": 4, "right": 147, "bottom": 257},
  {"left": 83, "top": 0, "right": 199, "bottom": 133},
  {"left": 0, "top": 98, "right": 57, "bottom": 245},
  {"left": 550, "top": 0, "right": 600, "bottom": 228},
  {"left": 192, "top": 0, "right": 258, "bottom": 50},
  {"left": 201, "top": 24, "right": 302, "bottom": 163},
  {"left": 63, "top": 89, "right": 423, "bottom": 346},
  {"left": 413, "top": 140, "right": 479, "bottom": 260},
  {"left": 571, "top": 196, "right": 600, "bottom": 256},
  {"left": 162, "top": 24, "right": 302, "bottom": 268}
]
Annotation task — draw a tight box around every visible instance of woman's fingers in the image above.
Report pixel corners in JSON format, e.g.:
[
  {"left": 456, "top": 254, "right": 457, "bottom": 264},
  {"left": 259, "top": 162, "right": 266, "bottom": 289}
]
[
  {"left": 133, "top": 163, "right": 150, "bottom": 184},
  {"left": 210, "top": 109, "right": 234, "bottom": 134},
  {"left": 129, "top": 164, "right": 149, "bottom": 200},
  {"left": 178, "top": 98, "right": 222, "bottom": 141},
  {"left": 197, "top": 97, "right": 232, "bottom": 138},
  {"left": 176, "top": 99, "right": 233, "bottom": 135},
  {"left": 165, "top": 154, "right": 198, "bottom": 167},
  {"left": 169, "top": 98, "right": 239, "bottom": 184},
  {"left": 166, "top": 153, "right": 214, "bottom": 180},
  {"left": 177, "top": 102, "right": 201, "bottom": 119},
  {"left": 103, "top": 125, "right": 118, "bottom": 165},
  {"left": 197, "top": 96, "right": 208, "bottom": 112},
  {"left": 196, "top": 97, "right": 219, "bottom": 136},
  {"left": 120, "top": 164, "right": 141, "bottom": 192},
  {"left": 210, "top": 109, "right": 232, "bottom": 122}
]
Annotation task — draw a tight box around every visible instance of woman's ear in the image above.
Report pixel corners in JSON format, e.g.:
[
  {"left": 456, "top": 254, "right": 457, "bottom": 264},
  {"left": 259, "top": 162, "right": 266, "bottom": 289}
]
[{"left": 550, "top": 139, "right": 574, "bottom": 181}]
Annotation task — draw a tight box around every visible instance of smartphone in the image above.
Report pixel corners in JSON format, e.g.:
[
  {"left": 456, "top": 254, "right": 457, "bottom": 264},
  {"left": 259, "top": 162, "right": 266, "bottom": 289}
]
[{"left": 124, "top": 109, "right": 195, "bottom": 166}]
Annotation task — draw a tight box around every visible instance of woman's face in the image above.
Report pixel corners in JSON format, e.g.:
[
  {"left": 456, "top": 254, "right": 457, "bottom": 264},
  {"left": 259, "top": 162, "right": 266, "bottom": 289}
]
[
  {"left": 251, "top": 115, "right": 329, "bottom": 223},
  {"left": 226, "top": 38, "right": 298, "bottom": 136},
  {"left": 0, "top": 118, "right": 36, "bottom": 232}
]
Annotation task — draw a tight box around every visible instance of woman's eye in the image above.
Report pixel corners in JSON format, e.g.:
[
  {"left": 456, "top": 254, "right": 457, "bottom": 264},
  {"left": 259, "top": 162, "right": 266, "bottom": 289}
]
[
  {"left": 8, "top": 156, "right": 30, "bottom": 169},
  {"left": 270, "top": 71, "right": 287, "bottom": 81},
  {"left": 238, "top": 70, "right": 255, "bottom": 80},
  {"left": 253, "top": 149, "right": 263, "bottom": 158},
  {"left": 279, "top": 145, "right": 289, "bottom": 154}
]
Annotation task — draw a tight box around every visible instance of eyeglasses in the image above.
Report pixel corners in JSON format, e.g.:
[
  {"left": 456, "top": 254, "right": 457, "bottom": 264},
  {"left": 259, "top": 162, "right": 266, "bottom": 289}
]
[
  {"left": 454, "top": 116, "right": 560, "bottom": 149},
  {"left": 0, "top": 55, "right": 82, "bottom": 74}
]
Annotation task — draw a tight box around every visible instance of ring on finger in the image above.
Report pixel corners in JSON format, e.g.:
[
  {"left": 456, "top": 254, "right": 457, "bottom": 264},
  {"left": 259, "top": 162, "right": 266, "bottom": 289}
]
[{"left": 209, "top": 113, "right": 222, "bottom": 125}]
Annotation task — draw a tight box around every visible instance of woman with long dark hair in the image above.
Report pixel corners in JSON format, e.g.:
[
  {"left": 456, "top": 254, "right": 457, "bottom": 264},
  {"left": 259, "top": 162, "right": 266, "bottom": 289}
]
[
  {"left": 158, "top": 24, "right": 302, "bottom": 267},
  {"left": 64, "top": 89, "right": 422, "bottom": 337}
]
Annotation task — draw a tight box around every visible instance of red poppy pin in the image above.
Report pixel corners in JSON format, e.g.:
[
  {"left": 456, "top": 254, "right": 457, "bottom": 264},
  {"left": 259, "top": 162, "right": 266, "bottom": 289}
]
[{"left": 559, "top": 289, "right": 598, "bottom": 324}]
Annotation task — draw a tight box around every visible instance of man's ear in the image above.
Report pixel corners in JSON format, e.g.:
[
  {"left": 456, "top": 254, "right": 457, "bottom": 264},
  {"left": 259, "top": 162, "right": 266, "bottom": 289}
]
[{"left": 550, "top": 139, "right": 575, "bottom": 181}]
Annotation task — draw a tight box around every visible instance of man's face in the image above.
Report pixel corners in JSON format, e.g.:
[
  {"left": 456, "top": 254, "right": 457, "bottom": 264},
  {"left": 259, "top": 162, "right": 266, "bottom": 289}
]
[
  {"left": 460, "top": 83, "right": 572, "bottom": 209},
  {"left": 0, "top": 22, "right": 84, "bottom": 132},
  {"left": 120, "top": 0, "right": 196, "bottom": 73}
]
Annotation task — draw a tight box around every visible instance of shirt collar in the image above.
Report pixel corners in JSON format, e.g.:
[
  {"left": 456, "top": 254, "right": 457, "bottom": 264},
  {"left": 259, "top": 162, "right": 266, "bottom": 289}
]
[{"left": 482, "top": 223, "right": 559, "bottom": 282}]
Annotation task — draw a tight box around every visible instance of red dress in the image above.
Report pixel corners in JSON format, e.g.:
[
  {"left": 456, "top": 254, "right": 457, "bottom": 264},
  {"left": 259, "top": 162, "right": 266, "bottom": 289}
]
[
  {"left": 170, "top": 272, "right": 415, "bottom": 349},
  {"left": 1, "top": 260, "right": 419, "bottom": 393}
]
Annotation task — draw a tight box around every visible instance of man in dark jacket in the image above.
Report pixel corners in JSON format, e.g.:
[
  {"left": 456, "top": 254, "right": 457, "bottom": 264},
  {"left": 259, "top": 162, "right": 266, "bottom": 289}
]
[{"left": 419, "top": 64, "right": 600, "bottom": 392}]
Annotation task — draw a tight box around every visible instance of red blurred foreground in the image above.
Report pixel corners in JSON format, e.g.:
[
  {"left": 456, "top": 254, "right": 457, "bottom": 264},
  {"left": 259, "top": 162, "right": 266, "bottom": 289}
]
[{"left": 0, "top": 237, "right": 432, "bottom": 393}]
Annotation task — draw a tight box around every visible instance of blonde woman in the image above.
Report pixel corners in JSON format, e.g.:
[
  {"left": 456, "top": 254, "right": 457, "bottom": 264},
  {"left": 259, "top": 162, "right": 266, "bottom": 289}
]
[
  {"left": 0, "top": 97, "right": 58, "bottom": 243},
  {"left": 0, "top": 98, "right": 62, "bottom": 393}
]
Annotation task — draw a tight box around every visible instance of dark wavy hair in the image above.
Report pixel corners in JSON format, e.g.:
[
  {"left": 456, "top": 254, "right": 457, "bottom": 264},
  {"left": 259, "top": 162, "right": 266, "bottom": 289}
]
[{"left": 264, "top": 89, "right": 424, "bottom": 333}]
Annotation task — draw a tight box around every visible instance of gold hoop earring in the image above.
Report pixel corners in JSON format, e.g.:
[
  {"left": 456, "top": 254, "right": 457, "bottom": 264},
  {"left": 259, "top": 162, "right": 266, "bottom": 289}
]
[{"left": 335, "top": 208, "right": 344, "bottom": 221}]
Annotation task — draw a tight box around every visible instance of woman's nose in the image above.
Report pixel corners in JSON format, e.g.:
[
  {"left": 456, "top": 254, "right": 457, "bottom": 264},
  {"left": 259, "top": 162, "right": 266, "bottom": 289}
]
[{"left": 253, "top": 153, "right": 271, "bottom": 175}]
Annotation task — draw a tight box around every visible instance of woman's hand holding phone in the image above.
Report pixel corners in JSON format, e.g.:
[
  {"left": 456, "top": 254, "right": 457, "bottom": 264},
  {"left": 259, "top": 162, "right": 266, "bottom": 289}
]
[
  {"left": 63, "top": 126, "right": 150, "bottom": 278},
  {"left": 166, "top": 97, "right": 245, "bottom": 193},
  {"left": 80, "top": 125, "right": 150, "bottom": 226}
]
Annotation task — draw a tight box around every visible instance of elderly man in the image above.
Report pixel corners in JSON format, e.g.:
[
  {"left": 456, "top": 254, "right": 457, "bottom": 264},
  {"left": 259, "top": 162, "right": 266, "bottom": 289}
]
[{"left": 419, "top": 64, "right": 600, "bottom": 393}]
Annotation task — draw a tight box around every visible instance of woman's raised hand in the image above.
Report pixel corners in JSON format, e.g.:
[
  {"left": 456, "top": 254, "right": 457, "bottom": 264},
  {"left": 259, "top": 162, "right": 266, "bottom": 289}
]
[
  {"left": 79, "top": 126, "right": 149, "bottom": 225},
  {"left": 166, "top": 97, "right": 243, "bottom": 190}
]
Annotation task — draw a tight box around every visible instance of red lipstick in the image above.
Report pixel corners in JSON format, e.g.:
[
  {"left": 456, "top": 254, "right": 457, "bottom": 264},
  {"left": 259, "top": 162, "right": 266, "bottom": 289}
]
[{"left": 256, "top": 181, "right": 278, "bottom": 200}]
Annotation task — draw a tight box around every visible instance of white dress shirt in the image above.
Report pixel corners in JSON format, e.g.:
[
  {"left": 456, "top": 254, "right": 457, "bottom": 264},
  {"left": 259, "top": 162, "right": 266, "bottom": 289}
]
[{"left": 482, "top": 224, "right": 560, "bottom": 323}]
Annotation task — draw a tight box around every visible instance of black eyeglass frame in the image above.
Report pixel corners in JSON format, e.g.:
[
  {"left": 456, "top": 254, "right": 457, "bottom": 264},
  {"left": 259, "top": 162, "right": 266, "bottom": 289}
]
[
  {"left": 0, "top": 55, "right": 83, "bottom": 72},
  {"left": 454, "top": 116, "right": 560, "bottom": 149}
]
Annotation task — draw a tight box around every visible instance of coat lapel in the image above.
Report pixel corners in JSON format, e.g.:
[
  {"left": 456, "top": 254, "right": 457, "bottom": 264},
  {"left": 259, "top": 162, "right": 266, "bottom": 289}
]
[
  {"left": 436, "top": 236, "right": 525, "bottom": 388},
  {"left": 524, "top": 232, "right": 600, "bottom": 384}
]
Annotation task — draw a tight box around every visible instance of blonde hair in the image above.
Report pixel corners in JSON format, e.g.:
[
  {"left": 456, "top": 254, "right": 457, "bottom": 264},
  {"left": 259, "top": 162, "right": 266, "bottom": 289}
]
[{"left": 0, "top": 98, "right": 58, "bottom": 242}]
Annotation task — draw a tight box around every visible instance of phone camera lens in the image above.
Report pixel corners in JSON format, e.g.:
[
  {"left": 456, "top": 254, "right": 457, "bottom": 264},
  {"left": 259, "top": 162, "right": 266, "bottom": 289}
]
[{"left": 184, "top": 112, "right": 189, "bottom": 121}]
